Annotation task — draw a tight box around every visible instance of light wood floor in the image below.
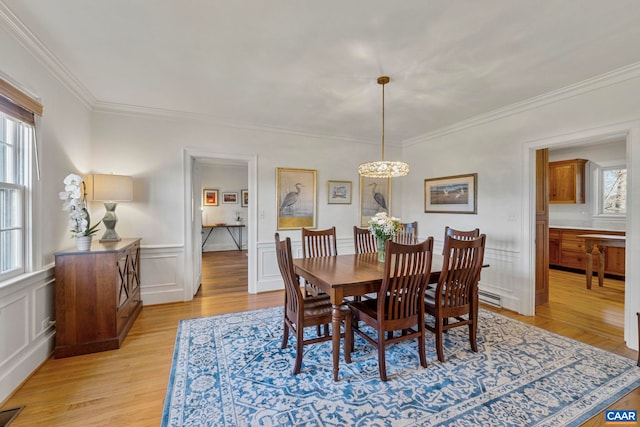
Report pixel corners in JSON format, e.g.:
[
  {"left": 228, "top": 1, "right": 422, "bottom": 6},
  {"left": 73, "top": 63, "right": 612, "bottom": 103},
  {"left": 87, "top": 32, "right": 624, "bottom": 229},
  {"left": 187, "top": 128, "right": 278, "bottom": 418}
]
[{"left": 1, "top": 251, "right": 638, "bottom": 426}]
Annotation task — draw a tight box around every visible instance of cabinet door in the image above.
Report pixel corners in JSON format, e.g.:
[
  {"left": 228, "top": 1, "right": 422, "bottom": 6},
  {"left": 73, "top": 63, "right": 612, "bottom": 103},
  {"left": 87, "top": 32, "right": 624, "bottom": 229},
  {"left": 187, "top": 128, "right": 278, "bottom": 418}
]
[
  {"left": 128, "top": 243, "right": 141, "bottom": 309},
  {"left": 116, "top": 251, "right": 130, "bottom": 310},
  {"left": 605, "top": 247, "right": 625, "bottom": 276},
  {"left": 549, "top": 163, "right": 576, "bottom": 203},
  {"left": 549, "top": 238, "right": 560, "bottom": 264}
]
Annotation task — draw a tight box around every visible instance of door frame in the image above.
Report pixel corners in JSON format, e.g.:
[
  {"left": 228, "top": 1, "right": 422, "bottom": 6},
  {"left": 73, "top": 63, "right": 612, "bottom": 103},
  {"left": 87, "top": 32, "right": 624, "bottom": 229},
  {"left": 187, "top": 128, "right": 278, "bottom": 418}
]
[
  {"left": 183, "top": 148, "right": 258, "bottom": 300},
  {"left": 523, "top": 120, "right": 640, "bottom": 349}
]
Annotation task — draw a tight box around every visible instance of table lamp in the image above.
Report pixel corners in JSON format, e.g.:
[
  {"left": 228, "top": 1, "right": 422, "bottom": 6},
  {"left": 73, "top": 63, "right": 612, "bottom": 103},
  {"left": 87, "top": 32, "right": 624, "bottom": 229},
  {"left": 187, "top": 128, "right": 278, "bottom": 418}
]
[{"left": 91, "top": 174, "right": 133, "bottom": 242}]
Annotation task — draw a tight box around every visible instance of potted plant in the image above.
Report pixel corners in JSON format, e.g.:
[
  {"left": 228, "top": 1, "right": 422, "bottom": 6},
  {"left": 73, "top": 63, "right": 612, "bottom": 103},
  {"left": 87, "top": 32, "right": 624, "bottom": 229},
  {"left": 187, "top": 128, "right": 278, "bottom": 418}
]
[{"left": 59, "top": 173, "right": 101, "bottom": 250}]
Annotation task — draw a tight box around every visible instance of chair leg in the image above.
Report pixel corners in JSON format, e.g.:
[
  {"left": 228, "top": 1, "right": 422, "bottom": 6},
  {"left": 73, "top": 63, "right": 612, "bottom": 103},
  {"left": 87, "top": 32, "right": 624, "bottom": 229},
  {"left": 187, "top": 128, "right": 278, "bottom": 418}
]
[
  {"left": 378, "top": 329, "right": 388, "bottom": 382},
  {"left": 293, "top": 327, "right": 304, "bottom": 374},
  {"left": 418, "top": 323, "right": 427, "bottom": 368},
  {"left": 435, "top": 319, "right": 445, "bottom": 362},
  {"left": 469, "top": 311, "right": 478, "bottom": 353},
  {"left": 281, "top": 319, "right": 289, "bottom": 349}
]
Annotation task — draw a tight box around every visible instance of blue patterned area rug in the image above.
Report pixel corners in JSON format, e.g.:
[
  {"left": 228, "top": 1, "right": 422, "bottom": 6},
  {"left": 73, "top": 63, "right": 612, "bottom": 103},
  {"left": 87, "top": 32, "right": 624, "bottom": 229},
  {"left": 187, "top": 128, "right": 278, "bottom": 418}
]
[{"left": 162, "top": 307, "right": 640, "bottom": 426}]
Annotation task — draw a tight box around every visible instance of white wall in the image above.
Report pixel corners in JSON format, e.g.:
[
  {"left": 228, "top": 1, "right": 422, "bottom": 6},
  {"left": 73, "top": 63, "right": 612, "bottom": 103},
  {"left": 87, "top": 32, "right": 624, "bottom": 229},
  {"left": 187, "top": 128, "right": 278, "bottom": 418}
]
[
  {"left": 402, "top": 72, "right": 640, "bottom": 350},
  {"left": 0, "top": 24, "right": 93, "bottom": 403},
  {"left": 88, "top": 111, "right": 405, "bottom": 300}
]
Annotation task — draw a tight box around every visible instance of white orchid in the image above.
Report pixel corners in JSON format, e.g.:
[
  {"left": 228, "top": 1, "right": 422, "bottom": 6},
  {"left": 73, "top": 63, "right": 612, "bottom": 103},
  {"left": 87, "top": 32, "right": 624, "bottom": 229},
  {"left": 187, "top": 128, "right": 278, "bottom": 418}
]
[
  {"left": 60, "top": 173, "right": 101, "bottom": 237},
  {"left": 368, "top": 212, "right": 401, "bottom": 240}
]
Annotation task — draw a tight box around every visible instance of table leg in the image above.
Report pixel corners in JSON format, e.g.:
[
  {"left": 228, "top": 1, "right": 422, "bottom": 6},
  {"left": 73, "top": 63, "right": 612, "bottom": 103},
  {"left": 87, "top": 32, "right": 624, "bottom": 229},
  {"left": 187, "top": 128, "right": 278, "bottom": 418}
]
[
  {"left": 597, "top": 246, "right": 606, "bottom": 287},
  {"left": 331, "top": 304, "right": 342, "bottom": 381},
  {"left": 585, "top": 241, "right": 593, "bottom": 289}
]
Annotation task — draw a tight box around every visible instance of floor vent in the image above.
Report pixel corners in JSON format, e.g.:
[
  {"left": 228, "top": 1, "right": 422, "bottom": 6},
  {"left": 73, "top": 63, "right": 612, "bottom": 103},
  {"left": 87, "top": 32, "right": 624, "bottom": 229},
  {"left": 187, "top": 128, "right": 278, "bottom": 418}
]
[{"left": 478, "top": 289, "right": 502, "bottom": 308}]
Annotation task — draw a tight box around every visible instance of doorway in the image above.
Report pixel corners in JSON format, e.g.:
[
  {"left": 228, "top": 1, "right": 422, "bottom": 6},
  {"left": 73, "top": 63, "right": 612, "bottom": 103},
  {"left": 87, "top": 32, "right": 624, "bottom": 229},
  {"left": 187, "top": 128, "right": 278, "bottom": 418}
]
[
  {"left": 182, "top": 148, "right": 258, "bottom": 300},
  {"left": 528, "top": 121, "right": 638, "bottom": 349}
]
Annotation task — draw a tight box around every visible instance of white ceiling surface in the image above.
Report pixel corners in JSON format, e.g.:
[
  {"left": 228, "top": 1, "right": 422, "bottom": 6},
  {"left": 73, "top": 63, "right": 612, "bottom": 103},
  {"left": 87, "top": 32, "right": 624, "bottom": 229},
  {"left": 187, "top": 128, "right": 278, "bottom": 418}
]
[{"left": 4, "top": 0, "right": 640, "bottom": 144}]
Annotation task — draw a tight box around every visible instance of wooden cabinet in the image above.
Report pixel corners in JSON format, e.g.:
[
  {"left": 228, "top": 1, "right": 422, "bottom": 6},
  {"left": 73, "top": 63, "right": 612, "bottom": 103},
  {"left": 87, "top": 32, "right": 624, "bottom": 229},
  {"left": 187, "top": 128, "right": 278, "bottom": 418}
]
[
  {"left": 548, "top": 228, "right": 561, "bottom": 265},
  {"left": 54, "top": 238, "right": 142, "bottom": 358},
  {"left": 549, "top": 228, "right": 625, "bottom": 276},
  {"left": 549, "top": 159, "right": 587, "bottom": 204}
]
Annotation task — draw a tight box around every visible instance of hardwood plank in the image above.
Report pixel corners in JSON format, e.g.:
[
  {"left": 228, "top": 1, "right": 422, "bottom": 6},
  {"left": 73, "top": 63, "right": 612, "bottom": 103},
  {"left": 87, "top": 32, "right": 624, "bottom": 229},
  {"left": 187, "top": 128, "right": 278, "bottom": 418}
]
[{"left": 1, "top": 254, "right": 637, "bottom": 426}]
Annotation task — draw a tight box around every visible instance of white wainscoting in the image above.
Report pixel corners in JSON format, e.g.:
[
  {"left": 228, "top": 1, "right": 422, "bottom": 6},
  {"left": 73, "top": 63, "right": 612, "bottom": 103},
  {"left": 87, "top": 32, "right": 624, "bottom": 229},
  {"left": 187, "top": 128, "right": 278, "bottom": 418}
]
[
  {"left": 254, "top": 236, "right": 356, "bottom": 293},
  {"left": 0, "top": 268, "right": 56, "bottom": 404},
  {"left": 140, "top": 245, "right": 185, "bottom": 305}
]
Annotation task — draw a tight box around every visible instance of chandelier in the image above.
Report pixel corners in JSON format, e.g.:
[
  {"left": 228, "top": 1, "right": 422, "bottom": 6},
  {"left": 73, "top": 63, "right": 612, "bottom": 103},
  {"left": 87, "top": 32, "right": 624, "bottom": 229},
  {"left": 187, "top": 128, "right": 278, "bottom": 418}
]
[{"left": 358, "top": 76, "right": 409, "bottom": 178}]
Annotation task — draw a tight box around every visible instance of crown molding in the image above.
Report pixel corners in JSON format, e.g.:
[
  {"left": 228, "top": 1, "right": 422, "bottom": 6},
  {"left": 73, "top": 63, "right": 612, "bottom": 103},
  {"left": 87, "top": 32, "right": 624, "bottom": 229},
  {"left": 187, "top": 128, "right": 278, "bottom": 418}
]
[
  {"left": 403, "top": 62, "right": 640, "bottom": 147},
  {"left": 0, "top": 1, "right": 95, "bottom": 109},
  {"left": 92, "top": 100, "right": 384, "bottom": 146}
]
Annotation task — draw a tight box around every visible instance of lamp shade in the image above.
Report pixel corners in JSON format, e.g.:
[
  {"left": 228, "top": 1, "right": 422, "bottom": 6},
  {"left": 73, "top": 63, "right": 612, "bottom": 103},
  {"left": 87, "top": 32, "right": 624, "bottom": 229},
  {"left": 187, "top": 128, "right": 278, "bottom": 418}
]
[{"left": 91, "top": 174, "right": 133, "bottom": 202}]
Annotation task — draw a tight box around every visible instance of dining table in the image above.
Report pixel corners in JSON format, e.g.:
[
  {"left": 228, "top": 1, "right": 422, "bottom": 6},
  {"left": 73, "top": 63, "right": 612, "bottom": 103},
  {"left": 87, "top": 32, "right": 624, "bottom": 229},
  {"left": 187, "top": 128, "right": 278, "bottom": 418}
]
[{"left": 293, "top": 252, "right": 448, "bottom": 381}]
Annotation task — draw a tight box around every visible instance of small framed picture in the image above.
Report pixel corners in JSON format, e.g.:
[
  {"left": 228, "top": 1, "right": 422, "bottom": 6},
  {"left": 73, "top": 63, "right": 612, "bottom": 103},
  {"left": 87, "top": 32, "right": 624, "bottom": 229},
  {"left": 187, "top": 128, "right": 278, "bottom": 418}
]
[
  {"left": 241, "top": 189, "right": 248, "bottom": 207},
  {"left": 222, "top": 192, "right": 239, "bottom": 204},
  {"left": 203, "top": 189, "right": 219, "bottom": 206},
  {"left": 424, "top": 173, "right": 477, "bottom": 214},
  {"left": 327, "top": 180, "right": 352, "bottom": 204}
]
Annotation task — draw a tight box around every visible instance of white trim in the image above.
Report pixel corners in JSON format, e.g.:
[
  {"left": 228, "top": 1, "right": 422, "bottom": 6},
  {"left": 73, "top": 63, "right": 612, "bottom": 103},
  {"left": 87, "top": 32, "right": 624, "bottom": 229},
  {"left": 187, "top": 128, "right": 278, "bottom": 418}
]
[
  {"left": 183, "top": 149, "right": 258, "bottom": 299},
  {"left": 405, "top": 63, "right": 640, "bottom": 147},
  {"left": 522, "top": 120, "right": 640, "bottom": 350}
]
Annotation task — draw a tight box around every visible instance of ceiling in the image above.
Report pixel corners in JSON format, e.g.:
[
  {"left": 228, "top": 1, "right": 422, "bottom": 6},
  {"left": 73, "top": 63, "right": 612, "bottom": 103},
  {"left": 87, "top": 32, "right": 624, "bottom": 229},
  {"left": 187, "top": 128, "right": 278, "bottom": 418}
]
[{"left": 4, "top": 0, "right": 640, "bottom": 145}]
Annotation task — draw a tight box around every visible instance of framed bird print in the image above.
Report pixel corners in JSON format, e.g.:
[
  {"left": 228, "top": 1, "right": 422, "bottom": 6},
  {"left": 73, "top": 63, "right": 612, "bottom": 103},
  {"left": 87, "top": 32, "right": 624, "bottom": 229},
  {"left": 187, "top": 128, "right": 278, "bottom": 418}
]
[
  {"left": 277, "top": 167, "right": 317, "bottom": 230},
  {"left": 424, "top": 173, "right": 477, "bottom": 214},
  {"left": 360, "top": 176, "right": 391, "bottom": 226}
]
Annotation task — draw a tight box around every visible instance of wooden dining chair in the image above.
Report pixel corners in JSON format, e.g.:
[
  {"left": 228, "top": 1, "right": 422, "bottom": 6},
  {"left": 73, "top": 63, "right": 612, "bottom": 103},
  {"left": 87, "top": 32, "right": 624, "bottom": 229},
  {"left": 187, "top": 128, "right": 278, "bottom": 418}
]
[
  {"left": 346, "top": 237, "right": 434, "bottom": 381},
  {"left": 394, "top": 221, "right": 418, "bottom": 244},
  {"left": 443, "top": 226, "right": 480, "bottom": 255},
  {"left": 302, "top": 227, "right": 337, "bottom": 296},
  {"left": 445, "top": 226, "right": 480, "bottom": 240},
  {"left": 353, "top": 226, "right": 377, "bottom": 254},
  {"left": 425, "top": 234, "right": 486, "bottom": 362},
  {"left": 274, "top": 233, "right": 351, "bottom": 374}
]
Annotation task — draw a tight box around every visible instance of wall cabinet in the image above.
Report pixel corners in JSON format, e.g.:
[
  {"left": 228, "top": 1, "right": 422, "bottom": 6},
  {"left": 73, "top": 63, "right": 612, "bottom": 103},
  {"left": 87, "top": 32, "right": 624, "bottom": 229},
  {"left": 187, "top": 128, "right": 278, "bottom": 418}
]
[
  {"left": 549, "top": 228, "right": 625, "bottom": 276},
  {"left": 54, "top": 238, "right": 142, "bottom": 358},
  {"left": 549, "top": 159, "right": 587, "bottom": 204}
]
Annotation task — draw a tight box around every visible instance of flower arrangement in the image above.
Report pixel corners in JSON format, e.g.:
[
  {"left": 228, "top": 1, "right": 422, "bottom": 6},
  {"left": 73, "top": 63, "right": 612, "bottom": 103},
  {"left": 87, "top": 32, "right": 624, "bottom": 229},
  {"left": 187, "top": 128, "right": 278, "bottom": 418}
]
[
  {"left": 59, "top": 173, "right": 101, "bottom": 237},
  {"left": 368, "top": 212, "right": 401, "bottom": 241}
]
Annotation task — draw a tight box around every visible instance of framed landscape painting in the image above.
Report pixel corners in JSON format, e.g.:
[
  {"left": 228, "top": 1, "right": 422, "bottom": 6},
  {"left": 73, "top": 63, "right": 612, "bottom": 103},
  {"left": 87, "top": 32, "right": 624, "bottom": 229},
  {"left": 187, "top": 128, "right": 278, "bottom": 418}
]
[
  {"left": 277, "top": 167, "right": 316, "bottom": 230},
  {"left": 222, "top": 192, "right": 238, "bottom": 204},
  {"left": 359, "top": 176, "right": 391, "bottom": 226},
  {"left": 327, "top": 180, "right": 352, "bottom": 204},
  {"left": 424, "top": 173, "right": 477, "bottom": 214}
]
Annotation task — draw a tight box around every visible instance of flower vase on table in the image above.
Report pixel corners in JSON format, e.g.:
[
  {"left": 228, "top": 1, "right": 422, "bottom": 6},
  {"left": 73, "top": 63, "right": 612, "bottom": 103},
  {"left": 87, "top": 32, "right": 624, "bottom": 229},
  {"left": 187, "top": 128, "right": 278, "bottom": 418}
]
[
  {"left": 377, "top": 237, "right": 389, "bottom": 263},
  {"left": 368, "top": 212, "right": 401, "bottom": 263}
]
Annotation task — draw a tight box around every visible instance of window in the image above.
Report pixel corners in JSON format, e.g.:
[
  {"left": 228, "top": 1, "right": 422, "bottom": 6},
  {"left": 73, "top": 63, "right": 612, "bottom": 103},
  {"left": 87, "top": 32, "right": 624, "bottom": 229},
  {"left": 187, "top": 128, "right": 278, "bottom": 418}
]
[
  {"left": 0, "top": 114, "right": 33, "bottom": 281},
  {"left": 600, "top": 166, "right": 626, "bottom": 215},
  {"left": 0, "top": 78, "right": 42, "bottom": 282}
]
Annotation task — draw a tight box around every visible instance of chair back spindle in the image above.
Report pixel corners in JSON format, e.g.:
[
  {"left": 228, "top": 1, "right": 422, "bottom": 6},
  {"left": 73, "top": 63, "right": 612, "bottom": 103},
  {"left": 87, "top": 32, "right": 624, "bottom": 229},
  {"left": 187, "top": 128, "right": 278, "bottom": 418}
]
[
  {"left": 354, "top": 226, "right": 377, "bottom": 254},
  {"left": 302, "top": 227, "right": 337, "bottom": 258},
  {"left": 394, "top": 221, "right": 418, "bottom": 244}
]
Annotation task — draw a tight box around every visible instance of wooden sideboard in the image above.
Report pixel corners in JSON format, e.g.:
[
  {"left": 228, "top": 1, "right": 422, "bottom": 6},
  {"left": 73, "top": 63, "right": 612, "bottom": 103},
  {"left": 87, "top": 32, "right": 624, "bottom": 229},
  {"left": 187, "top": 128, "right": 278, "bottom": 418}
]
[
  {"left": 549, "top": 228, "right": 625, "bottom": 277},
  {"left": 54, "top": 238, "right": 142, "bottom": 358}
]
